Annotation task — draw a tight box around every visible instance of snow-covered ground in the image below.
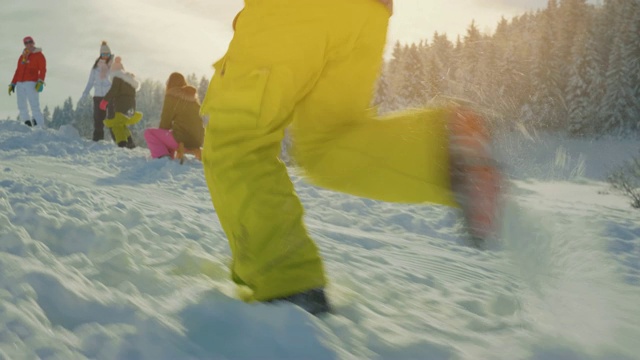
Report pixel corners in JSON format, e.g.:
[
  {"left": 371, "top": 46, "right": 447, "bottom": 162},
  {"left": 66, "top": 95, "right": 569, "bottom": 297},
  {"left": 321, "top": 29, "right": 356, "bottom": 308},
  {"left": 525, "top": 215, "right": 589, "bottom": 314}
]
[{"left": 0, "top": 119, "right": 639, "bottom": 359}]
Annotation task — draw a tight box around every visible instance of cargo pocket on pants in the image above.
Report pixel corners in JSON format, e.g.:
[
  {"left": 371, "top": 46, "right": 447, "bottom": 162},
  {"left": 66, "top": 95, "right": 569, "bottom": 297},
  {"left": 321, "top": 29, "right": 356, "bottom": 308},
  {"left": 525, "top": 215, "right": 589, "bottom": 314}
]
[{"left": 201, "top": 57, "right": 270, "bottom": 131}]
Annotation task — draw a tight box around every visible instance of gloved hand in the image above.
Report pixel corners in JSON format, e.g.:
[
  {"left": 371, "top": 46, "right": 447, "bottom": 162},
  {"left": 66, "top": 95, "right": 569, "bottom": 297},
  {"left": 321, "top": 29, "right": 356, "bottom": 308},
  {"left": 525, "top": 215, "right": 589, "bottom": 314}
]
[
  {"left": 35, "top": 80, "right": 44, "bottom": 92},
  {"left": 8, "top": 83, "right": 15, "bottom": 95},
  {"left": 99, "top": 99, "right": 108, "bottom": 111}
]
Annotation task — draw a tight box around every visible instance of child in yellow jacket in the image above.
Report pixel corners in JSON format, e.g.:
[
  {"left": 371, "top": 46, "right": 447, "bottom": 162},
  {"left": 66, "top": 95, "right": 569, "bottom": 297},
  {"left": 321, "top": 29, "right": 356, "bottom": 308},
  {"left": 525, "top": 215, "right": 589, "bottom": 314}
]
[
  {"left": 101, "top": 56, "right": 140, "bottom": 149},
  {"left": 200, "top": 0, "right": 501, "bottom": 315}
]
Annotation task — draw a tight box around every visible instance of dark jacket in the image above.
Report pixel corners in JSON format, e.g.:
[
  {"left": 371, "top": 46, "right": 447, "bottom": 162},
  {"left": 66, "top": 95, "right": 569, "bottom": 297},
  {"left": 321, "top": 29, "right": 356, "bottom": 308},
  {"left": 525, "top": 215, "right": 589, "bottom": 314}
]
[
  {"left": 159, "top": 86, "right": 204, "bottom": 149},
  {"left": 104, "top": 70, "right": 139, "bottom": 115}
]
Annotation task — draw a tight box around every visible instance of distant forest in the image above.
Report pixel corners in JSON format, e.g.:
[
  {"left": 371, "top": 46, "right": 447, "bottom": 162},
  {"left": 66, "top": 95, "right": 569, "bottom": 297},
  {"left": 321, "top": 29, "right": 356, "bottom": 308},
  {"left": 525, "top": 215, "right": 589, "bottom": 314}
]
[
  {"left": 376, "top": 0, "right": 640, "bottom": 137},
  {"left": 34, "top": 0, "right": 640, "bottom": 141}
]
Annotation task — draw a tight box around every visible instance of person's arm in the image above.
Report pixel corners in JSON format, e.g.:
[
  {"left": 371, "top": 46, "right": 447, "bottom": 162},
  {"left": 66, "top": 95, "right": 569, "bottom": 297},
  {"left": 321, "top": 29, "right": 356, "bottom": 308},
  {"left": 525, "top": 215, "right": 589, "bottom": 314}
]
[
  {"left": 82, "top": 68, "right": 96, "bottom": 98},
  {"left": 11, "top": 56, "right": 21, "bottom": 85},
  {"left": 39, "top": 53, "right": 47, "bottom": 82}
]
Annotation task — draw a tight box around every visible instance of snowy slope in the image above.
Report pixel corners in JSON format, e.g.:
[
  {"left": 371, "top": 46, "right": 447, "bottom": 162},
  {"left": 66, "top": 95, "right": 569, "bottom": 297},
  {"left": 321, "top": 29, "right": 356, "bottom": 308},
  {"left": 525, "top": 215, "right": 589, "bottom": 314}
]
[{"left": 0, "top": 120, "right": 639, "bottom": 359}]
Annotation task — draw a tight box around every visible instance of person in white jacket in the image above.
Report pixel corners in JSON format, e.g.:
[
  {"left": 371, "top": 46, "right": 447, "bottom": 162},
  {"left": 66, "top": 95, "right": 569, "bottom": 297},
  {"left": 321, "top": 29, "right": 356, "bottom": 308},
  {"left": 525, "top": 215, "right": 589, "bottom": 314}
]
[{"left": 82, "top": 41, "right": 114, "bottom": 141}]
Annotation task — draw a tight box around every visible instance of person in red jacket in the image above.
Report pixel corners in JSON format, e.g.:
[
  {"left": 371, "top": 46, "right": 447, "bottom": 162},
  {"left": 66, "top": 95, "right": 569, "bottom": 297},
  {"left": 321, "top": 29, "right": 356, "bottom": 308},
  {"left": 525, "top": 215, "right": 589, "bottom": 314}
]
[{"left": 8, "top": 36, "right": 47, "bottom": 128}]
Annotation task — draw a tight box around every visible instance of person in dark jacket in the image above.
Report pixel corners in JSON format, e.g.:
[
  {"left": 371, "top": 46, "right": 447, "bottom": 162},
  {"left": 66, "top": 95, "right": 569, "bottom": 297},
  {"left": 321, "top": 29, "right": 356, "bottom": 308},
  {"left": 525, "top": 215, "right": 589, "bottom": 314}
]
[
  {"left": 101, "top": 56, "right": 140, "bottom": 148},
  {"left": 144, "top": 72, "right": 204, "bottom": 159}
]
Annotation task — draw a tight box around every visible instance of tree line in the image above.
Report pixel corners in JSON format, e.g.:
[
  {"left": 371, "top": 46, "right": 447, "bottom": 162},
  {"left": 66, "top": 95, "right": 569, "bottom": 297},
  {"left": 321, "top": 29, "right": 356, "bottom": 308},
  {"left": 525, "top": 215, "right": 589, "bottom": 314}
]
[{"left": 375, "top": 0, "right": 640, "bottom": 137}]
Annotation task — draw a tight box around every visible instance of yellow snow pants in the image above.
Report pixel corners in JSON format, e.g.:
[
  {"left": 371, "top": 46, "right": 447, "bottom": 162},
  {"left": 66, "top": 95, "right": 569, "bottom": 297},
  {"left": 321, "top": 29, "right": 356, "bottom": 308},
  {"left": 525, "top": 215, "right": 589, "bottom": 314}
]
[{"left": 201, "top": 0, "right": 456, "bottom": 301}]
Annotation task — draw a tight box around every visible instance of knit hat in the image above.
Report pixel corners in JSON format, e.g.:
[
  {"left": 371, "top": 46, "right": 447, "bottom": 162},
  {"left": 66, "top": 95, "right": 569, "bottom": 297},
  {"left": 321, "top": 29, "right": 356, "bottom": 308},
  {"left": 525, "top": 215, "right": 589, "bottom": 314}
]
[
  {"left": 23, "top": 36, "right": 34, "bottom": 44},
  {"left": 100, "top": 41, "right": 111, "bottom": 55},
  {"left": 111, "top": 56, "right": 124, "bottom": 72}
]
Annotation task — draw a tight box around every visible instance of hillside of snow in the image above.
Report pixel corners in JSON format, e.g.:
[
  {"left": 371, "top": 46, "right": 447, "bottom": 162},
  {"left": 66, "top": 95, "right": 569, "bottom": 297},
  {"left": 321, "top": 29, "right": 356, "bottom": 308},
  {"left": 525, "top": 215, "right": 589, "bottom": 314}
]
[{"left": 0, "top": 120, "right": 639, "bottom": 359}]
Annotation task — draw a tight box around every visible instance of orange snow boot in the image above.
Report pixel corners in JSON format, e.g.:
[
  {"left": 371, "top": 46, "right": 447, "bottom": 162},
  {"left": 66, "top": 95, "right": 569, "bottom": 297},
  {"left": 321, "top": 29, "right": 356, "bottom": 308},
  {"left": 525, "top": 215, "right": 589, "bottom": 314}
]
[{"left": 448, "top": 107, "right": 503, "bottom": 246}]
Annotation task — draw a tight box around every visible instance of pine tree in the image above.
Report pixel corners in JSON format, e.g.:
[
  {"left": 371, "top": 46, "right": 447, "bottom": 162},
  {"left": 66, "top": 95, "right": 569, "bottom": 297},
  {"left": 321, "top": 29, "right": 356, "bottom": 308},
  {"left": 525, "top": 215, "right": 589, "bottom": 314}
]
[
  {"left": 566, "top": 30, "right": 592, "bottom": 136},
  {"left": 555, "top": 0, "right": 590, "bottom": 80},
  {"left": 50, "top": 97, "right": 75, "bottom": 130},
  {"left": 566, "top": 9, "right": 608, "bottom": 136},
  {"left": 42, "top": 106, "right": 51, "bottom": 126},
  {"left": 73, "top": 96, "right": 94, "bottom": 138},
  {"left": 373, "top": 66, "right": 392, "bottom": 113},
  {"left": 457, "top": 20, "right": 483, "bottom": 101},
  {"left": 476, "top": 34, "right": 499, "bottom": 105},
  {"left": 424, "top": 54, "right": 442, "bottom": 100},
  {"left": 186, "top": 73, "right": 199, "bottom": 87},
  {"left": 490, "top": 16, "right": 533, "bottom": 123},
  {"left": 600, "top": 0, "right": 639, "bottom": 135},
  {"left": 627, "top": 0, "right": 640, "bottom": 132},
  {"left": 429, "top": 32, "right": 454, "bottom": 96},
  {"left": 526, "top": 5, "right": 565, "bottom": 130},
  {"left": 51, "top": 107, "right": 62, "bottom": 129},
  {"left": 133, "top": 79, "right": 164, "bottom": 147},
  {"left": 398, "top": 43, "right": 428, "bottom": 107},
  {"left": 198, "top": 76, "right": 209, "bottom": 103},
  {"left": 386, "top": 41, "right": 406, "bottom": 106}
]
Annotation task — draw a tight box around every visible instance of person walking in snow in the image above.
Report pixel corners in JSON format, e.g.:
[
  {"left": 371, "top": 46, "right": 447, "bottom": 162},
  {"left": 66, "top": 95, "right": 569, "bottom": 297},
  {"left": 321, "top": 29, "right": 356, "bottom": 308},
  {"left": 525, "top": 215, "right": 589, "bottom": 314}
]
[
  {"left": 8, "top": 36, "right": 47, "bottom": 128},
  {"left": 101, "top": 56, "right": 141, "bottom": 149},
  {"left": 82, "top": 41, "right": 115, "bottom": 142},
  {"left": 200, "top": 0, "right": 502, "bottom": 315},
  {"left": 144, "top": 72, "right": 204, "bottom": 159}
]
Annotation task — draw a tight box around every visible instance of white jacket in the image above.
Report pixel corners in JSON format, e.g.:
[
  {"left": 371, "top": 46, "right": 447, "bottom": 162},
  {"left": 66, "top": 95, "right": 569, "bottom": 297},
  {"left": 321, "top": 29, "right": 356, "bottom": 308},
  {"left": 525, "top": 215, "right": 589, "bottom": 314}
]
[{"left": 82, "top": 65, "right": 113, "bottom": 98}]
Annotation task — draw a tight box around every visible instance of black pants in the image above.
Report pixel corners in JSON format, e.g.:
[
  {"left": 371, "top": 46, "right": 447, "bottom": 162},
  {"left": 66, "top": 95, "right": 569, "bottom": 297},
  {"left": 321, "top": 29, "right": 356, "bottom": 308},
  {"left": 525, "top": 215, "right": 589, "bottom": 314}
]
[
  {"left": 117, "top": 136, "right": 136, "bottom": 149},
  {"left": 92, "top": 97, "right": 115, "bottom": 141}
]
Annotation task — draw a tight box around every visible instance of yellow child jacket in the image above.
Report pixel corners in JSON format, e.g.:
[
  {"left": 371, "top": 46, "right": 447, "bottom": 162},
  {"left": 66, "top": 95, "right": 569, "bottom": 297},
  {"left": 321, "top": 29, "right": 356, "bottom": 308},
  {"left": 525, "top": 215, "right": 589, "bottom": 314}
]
[{"left": 103, "top": 112, "right": 143, "bottom": 144}]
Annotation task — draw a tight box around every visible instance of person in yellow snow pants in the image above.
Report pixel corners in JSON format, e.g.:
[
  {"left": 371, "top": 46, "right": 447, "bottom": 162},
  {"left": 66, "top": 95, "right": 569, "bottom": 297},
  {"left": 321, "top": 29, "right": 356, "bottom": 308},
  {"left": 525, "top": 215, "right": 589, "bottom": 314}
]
[{"left": 200, "top": 0, "right": 469, "bottom": 314}]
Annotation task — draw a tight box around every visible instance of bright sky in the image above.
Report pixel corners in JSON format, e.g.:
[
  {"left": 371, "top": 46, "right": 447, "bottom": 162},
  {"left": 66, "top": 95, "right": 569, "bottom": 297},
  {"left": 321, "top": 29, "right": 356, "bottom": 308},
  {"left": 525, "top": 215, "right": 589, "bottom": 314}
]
[
  {"left": 388, "top": 0, "right": 549, "bottom": 44},
  {"left": 217, "top": 0, "right": 554, "bottom": 48}
]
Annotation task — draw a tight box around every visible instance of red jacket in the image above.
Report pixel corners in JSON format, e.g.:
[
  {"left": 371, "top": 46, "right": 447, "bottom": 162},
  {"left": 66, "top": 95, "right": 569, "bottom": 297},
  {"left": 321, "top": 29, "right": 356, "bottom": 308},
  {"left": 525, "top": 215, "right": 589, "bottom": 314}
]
[{"left": 11, "top": 48, "right": 46, "bottom": 84}]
